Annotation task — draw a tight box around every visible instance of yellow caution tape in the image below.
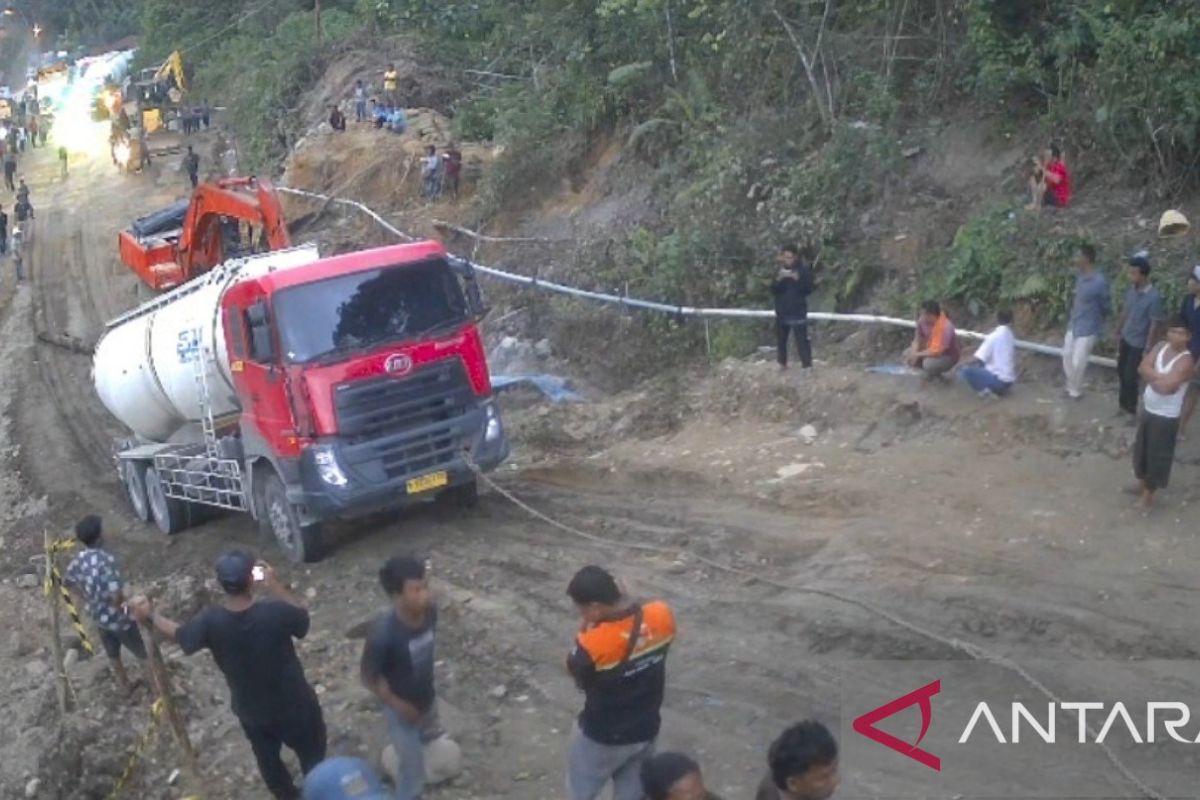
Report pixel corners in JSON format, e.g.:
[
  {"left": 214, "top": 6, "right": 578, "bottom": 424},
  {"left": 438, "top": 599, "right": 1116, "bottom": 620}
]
[{"left": 105, "top": 699, "right": 164, "bottom": 800}]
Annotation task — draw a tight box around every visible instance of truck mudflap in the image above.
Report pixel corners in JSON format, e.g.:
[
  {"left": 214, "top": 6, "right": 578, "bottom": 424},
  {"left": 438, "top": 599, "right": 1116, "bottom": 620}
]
[{"left": 293, "top": 400, "right": 509, "bottom": 521}]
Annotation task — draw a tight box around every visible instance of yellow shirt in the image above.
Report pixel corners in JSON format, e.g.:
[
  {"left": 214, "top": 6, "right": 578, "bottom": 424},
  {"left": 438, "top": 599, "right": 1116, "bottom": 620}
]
[{"left": 383, "top": 70, "right": 398, "bottom": 91}]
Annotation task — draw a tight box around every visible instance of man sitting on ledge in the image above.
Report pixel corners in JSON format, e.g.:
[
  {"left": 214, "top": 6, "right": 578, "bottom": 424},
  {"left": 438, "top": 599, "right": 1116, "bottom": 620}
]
[{"left": 904, "top": 300, "right": 961, "bottom": 380}]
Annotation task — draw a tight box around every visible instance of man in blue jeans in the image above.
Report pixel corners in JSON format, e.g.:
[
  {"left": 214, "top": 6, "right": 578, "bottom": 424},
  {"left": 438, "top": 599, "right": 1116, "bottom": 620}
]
[
  {"left": 361, "top": 556, "right": 440, "bottom": 800},
  {"left": 958, "top": 309, "right": 1016, "bottom": 398}
]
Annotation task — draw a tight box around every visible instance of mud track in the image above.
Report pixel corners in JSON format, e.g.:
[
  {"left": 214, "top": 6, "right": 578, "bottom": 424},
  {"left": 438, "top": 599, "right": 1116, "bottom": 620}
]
[{"left": 2, "top": 133, "right": 1200, "bottom": 799}]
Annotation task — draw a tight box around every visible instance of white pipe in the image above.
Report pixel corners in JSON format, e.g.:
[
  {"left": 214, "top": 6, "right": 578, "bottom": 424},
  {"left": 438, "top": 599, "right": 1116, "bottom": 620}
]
[{"left": 278, "top": 186, "right": 1116, "bottom": 369}]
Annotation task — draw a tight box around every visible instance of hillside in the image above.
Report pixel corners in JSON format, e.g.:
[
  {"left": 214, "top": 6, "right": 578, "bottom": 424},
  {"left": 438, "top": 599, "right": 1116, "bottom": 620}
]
[{"left": 145, "top": 0, "right": 1200, "bottom": 376}]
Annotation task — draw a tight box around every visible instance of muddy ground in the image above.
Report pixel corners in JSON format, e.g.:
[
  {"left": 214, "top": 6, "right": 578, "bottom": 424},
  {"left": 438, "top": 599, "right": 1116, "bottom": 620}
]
[{"left": 1, "top": 115, "right": 1200, "bottom": 800}]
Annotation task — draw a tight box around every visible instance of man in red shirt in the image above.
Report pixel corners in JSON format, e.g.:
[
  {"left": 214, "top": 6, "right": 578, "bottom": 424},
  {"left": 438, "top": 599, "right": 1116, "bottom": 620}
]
[{"left": 1028, "top": 144, "right": 1071, "bottom": 211}]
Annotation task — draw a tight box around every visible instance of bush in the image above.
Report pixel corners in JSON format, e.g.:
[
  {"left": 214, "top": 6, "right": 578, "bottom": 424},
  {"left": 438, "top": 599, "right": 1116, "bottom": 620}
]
[
  {"left": 965, "top": 0, "right": 1200, "bottom": 191},
  {"left": 915, "top": 206, "right": 1084, "bottom": 327},
  {"left": 190, "top": 8, "right": 364, "bottom": 171}
]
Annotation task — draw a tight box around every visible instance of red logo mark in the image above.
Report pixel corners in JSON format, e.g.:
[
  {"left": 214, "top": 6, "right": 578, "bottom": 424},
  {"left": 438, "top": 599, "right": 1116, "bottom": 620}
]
[
  {"left": 385, "top": 353, "right": 414, "bottom": 375},
  {"left": 852, "top": 680, "right": 941, "bottom": 771}
]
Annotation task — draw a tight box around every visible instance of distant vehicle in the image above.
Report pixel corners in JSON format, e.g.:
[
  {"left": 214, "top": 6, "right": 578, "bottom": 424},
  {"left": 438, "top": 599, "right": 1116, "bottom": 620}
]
[{"left": 122, "top": 50, "right": 185, "bottom": 135}]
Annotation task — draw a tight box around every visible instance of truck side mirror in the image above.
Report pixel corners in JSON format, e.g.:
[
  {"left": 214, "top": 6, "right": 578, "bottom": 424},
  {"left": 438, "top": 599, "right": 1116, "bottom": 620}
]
[
  {"left": 448, "top": 256, "right": 487, "bottom": 319},
  {"left": 247, "top": 301, "right": 276, "bottom": 363}
]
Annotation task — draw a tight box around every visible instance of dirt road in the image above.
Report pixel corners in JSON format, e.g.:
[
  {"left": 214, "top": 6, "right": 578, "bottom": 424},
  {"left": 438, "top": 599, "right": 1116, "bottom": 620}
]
[{"left": 2, "top": 121, "right": 1200, "bottom": 800}]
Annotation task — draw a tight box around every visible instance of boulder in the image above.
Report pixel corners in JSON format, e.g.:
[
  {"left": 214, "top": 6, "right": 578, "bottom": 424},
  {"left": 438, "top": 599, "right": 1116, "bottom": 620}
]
[{"left": 381, "top": 735, "right": 462, "bottom": 787}]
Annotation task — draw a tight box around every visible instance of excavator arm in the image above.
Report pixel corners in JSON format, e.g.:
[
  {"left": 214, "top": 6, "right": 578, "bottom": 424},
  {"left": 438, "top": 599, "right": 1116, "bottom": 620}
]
[
  {"left": 177, "top": 177, "right": 291, "bottom": 283},
  {"left": 153, "top": 50, "right": 187, "bottom": 93},
  {"left": 118, "top": 177, "right": 291, "bottom": 290}
]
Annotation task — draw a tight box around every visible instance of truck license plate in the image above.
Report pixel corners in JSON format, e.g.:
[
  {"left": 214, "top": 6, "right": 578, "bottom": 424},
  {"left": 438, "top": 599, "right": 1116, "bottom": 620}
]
[{"left": 407, "top": 471, "right": 448, "bottom": 494}]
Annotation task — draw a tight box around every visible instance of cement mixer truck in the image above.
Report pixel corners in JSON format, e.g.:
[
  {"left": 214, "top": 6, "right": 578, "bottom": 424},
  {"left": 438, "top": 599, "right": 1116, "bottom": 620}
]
[{"left": 93, "top": 240, "right": 509, "bottom": 562}]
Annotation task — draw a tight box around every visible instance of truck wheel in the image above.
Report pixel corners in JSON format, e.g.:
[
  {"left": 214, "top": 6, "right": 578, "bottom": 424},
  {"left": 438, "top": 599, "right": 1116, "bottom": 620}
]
[
  {"left": 262, "top": 473, "right": 323, "bottom": 563},
  {"left": 144, "top": 466, "right": 188, "bottom": 534},
  {"left": 439, "top": 478, "right": 479, "bottom": 509},
  {"left": 121, "top": 460, "right": 151, "bottom": 523}
]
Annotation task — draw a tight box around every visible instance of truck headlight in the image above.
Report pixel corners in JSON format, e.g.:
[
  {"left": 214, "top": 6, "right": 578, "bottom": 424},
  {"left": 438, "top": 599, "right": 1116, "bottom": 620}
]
[
  {"left": 484, "top": 403, "right": 503, "bottom": 443},
  {"left": 313, "top": 446, "right": 348, "bottom": 487}
]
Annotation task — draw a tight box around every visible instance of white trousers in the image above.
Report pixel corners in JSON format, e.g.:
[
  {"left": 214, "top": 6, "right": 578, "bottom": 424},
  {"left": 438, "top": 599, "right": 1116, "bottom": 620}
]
[{"left": 1062, "top": 331, "right": 1096, "bottom": 398}]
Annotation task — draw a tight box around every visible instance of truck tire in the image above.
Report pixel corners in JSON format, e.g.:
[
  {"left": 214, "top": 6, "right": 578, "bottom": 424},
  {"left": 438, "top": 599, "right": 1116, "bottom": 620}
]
[
  {"left": 261, "top": 473, "right": 323, "bottom": 563},
  {"left": 121, "top": 460, "right": 151, "bottom": 523},
  {"left": 144, "top": 466, "right": 188, "bottom": 534},
  {"left": 439, "top": 478, "right": 479, "bottom": 509}
]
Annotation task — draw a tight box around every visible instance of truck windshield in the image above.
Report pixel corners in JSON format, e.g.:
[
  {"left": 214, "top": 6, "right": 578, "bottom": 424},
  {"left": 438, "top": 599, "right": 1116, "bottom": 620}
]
[{"left": 274, "top": 259, "right": 468, "bottom": 364}]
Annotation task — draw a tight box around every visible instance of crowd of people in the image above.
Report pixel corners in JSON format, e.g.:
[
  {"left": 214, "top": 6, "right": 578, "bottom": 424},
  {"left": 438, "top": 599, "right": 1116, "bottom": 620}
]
[
  {"left": 0, "top": 164, "right": 35, "bottom": 283},
  {"left": 0, "top": 93, "right": 42, "bottom": 280},
  {"left": 180, "top": 100, "right": 212, "bottom": 136},
  {"left": 325, "top": 67, "right": 465, "bottom": 203},
  {"left": 772, "top": 149, "right": 1200, "bottom": 509},
  {"left": 61, "top": 513, "right": 841, "bottom": 800}
]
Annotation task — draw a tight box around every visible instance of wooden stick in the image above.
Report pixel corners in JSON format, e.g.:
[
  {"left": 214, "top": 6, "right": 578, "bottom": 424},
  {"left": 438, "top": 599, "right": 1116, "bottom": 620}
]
[
  {"left": 139, "top": 621, "right": 203, "bottom": 796},
  {"left": 44, "top": 530, "right": 68, "bottom": 718}
]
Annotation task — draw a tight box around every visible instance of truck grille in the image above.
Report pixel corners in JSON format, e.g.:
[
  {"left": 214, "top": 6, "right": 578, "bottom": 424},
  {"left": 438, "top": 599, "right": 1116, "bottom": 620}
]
[{"left": 334, "top": 359, "right": 476, "bottom": 480}]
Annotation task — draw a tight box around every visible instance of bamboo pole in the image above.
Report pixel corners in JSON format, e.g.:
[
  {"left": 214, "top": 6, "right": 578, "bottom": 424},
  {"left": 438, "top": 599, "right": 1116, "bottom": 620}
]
[
  {"left": 44, "top": 530, "right": 68, "bottom": 718},
  {"left": 139, "top": 621, "right": 203, "bottom": 796}
]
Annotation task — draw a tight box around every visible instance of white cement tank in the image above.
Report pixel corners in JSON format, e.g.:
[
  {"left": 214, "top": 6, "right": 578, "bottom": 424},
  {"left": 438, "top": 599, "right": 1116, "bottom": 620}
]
[{"left": 93, "top": 244, "right": 321, "bottom": 442}]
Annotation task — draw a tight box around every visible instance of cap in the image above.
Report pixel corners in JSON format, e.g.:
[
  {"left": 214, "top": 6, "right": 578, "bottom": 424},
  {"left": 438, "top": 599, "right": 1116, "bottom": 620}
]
[
  {"left": 1129, "top": 251, "right": 1151, "bottom": 270},
  {"left": 1192, "top": 265, "right": 1200, "bottom": 282},
  {"left": 303, "top": 757, "right": 389, "bottom": 800},
  {"left": 214, "top": 550, "right": 255, "bottom": 588}
]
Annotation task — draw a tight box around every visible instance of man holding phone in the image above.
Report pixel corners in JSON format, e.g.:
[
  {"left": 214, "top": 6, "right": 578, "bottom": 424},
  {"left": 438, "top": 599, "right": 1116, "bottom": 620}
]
[
  {"left": 130, "top": 551, "right": 325, "bottom": 800},
  {"left": 770, "top": 244, "right": 815, "bottom": 371}
]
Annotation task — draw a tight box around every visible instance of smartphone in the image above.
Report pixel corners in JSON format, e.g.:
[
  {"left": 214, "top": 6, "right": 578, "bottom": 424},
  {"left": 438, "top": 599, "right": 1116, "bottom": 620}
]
[{"left": 252, "top": 565, "right": 265, "bottom": 582}]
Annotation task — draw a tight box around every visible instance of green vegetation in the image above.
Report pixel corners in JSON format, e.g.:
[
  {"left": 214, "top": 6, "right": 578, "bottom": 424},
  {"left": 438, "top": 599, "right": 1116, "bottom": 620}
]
[
  {"left": 124, "top": 0, "right": 1200, "bottom": 325},
  {"left": 915, "top": 206, "right": 1080, "bottom": 328}
]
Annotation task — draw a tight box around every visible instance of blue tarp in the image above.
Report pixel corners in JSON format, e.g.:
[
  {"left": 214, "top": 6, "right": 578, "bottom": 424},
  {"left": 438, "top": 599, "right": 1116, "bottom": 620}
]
[{"left": 492, "top": 374, "right": 583, "bottom": 403}]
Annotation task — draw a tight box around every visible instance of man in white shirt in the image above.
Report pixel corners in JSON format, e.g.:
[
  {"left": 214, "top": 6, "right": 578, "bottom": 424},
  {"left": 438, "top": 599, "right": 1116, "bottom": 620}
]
[{"left": 959, "top": 309, "right": 1016, "bottom": 398}]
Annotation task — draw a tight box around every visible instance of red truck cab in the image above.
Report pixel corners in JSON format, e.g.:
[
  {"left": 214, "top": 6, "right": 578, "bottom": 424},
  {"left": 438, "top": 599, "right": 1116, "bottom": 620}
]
[{"left": 221, "top": 240, "right": 508, "bottom": 561}]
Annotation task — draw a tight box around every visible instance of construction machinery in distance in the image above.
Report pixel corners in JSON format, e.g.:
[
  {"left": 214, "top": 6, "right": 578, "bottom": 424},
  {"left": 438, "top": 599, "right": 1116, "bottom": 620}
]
[
  {"left": 119, "top": 177, "right": 292, "bottom": 291},
  {"left": 122, "top": 50, "right": 186, "bottom": 135}
]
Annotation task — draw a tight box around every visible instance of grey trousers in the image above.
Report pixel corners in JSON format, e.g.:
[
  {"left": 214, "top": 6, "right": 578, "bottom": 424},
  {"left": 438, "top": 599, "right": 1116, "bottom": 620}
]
[{"left": 566, "top": 726, "right": 655, "bottom": 800}]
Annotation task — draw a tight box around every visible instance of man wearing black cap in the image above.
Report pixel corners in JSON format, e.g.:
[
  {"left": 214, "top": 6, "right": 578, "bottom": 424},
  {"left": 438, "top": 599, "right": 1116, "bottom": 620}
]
[
  {"left": 1113, "top": 253, "right": 1164, "bottom": 416},
  {"left": 130, "top": 551, "right": 326, "bottom": 800}
]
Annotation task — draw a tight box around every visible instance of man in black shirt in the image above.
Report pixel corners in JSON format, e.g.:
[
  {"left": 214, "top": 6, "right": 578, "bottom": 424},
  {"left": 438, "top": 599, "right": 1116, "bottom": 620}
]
[
  {"left": 0, "top": 203, "right": 9, "bottom": 256},
  {"left": 131, "top": 551, "right": 326, "bottom": 800},
  {"left": 360, "top": 556, "right": 439, "bottom": 800},
  {"left": 770, "top": 243, "right": 815, "bottom": 371},
  {"left": 183, "top": 146, "right": 200, "bottom": 188}
]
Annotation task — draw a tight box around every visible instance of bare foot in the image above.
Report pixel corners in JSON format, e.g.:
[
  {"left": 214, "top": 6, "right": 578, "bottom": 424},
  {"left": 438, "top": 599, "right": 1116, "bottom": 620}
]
[
  {"left": 1123, "top": 483, "right": 1143, "bottom": 496},
  {"left": 1137, "top": 490, "right": 1154, "bottom": 509}
]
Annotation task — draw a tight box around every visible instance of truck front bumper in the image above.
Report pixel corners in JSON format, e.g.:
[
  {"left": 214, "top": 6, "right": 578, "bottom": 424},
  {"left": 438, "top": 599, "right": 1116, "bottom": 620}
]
[{"left": 294, "top": 400, "right": 509, "bottom": 522}]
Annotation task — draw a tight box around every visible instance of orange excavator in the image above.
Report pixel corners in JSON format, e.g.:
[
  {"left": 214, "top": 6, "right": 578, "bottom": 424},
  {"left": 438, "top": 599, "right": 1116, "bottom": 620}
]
[{"left": 118, "top": 177, "right": 291, "bottom": 291}]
